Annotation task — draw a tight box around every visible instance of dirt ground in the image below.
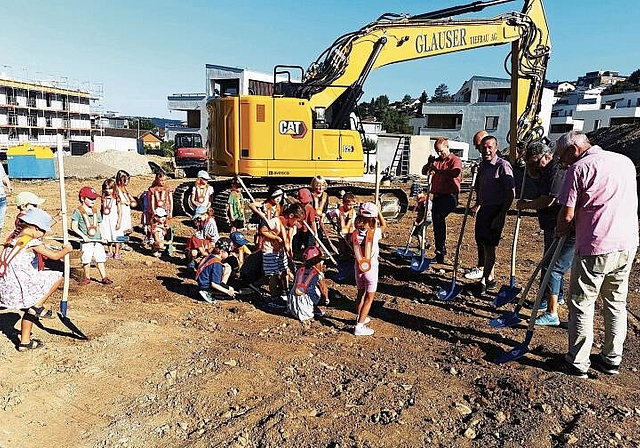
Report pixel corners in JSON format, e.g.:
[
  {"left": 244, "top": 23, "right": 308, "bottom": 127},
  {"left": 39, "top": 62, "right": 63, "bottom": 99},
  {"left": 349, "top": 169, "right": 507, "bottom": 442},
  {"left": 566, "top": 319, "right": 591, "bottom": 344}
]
[{"left": 1, "top": 174, "right": 640, "bottom": 448}]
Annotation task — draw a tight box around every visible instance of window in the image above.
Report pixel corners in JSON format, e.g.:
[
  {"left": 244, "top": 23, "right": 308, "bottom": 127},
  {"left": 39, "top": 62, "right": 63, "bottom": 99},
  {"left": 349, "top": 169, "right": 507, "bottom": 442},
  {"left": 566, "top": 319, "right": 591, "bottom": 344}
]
[
  {"left": 485, "top": 116, "right": 499, "bottom": 131},
  {"left": 593, "top": 119, "right": 600, "bottom": 131},
  {"left": 425, "top": 114, "right": 462, "bottom": 130},
  {"left": 550, "top": 124, "right": 573, "bottom": 133},
  {"left": 636, "top": 98, "right": 640, "bottom": 107},
  {"left": 477, "top": 88, "right": 511, "bottom": 103}
]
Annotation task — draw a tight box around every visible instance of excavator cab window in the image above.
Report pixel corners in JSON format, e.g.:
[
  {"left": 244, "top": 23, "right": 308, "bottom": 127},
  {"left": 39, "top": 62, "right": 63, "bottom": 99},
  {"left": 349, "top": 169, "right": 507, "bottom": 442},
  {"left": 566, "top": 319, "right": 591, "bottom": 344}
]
[{"left": 273, "top": 65, "right": 304, "bottom": 98}]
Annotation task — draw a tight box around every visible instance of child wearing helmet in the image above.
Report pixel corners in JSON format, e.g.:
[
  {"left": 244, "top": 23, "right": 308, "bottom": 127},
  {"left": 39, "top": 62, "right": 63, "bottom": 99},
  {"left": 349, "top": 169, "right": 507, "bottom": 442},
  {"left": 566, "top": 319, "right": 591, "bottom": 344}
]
[
  {"left": 71, "top": 186, "right": 112, "bottom": 285},
  {"left": 351, "top": 201, "right": 387, "bottom": 336},
  {"left": 196, "top": 237, "right": 235, "bottom": 303},
  {"left": 189, "top": 170, "right": 213, "bottom": 213},
  {"left": 287, "top": 246, "right": 328, "bottom": 321}
]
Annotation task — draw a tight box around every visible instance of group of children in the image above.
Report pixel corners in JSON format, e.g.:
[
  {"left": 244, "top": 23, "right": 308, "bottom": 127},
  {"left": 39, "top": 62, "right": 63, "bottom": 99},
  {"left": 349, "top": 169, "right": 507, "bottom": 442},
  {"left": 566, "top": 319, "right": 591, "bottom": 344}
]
[
  {"left": 193, "top": 174, "right": 388, "bottom": 337},
  {"left": 1, "top": 171, "right": 391, "bottom": 352}
]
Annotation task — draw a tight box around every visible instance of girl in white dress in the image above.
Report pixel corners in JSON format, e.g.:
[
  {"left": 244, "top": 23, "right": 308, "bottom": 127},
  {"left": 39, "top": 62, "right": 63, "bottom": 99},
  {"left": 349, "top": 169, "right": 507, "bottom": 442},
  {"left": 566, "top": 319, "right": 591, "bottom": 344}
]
[{"left": 100, "top": 178, "right": 124, "bottom": 259}]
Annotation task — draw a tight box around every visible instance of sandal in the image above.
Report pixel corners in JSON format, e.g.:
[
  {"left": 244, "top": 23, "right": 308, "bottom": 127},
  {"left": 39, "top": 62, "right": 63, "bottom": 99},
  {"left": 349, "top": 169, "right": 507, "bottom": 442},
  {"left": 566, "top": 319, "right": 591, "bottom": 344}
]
[
  {"left": 29, "top": 306, "right": 54, "bottom": 319},
  {"left": 78, "top": 278, "right": 91, "bottom": 286},
  {"left": 18, "top": 338, "right": 44, "bottom": 352},
  {"left": 101, "top": 277, "right": 113, "bottom": 285}
]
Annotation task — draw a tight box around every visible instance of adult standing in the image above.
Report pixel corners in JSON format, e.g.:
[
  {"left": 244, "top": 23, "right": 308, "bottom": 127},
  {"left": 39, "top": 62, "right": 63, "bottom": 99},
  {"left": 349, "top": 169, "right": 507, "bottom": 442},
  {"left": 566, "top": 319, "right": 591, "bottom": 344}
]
[
  {"left": 516, "top": 141, "right": 575, "bottom": 326},
  {"left": 549, "top": 131, "right": 638, "bottom": 378},
  {"left": 464, "top": 130, "right": 489, "bottom": 280},
  {"left": 422, "top": 137, "right": 462, "bottom": 264},
  {"left": 0, "top": 160, "right": 13, "bottom": 236},
  {"left": 469, "top": 135, "right": 515, "bottom": 293}
]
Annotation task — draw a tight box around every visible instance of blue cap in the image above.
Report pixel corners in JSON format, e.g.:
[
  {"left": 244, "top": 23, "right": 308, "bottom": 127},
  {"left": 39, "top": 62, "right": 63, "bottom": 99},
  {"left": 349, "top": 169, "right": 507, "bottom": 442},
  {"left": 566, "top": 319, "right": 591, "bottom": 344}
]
[{"left": 230, "top": 231, "right": 250, "bottom": 247}]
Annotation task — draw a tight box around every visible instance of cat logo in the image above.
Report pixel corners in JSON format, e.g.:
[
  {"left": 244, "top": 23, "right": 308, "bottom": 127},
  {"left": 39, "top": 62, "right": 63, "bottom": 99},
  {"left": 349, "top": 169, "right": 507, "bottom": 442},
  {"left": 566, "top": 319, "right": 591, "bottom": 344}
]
[{"left": 279, "top": 120, "right": 308, "bottom": 139}]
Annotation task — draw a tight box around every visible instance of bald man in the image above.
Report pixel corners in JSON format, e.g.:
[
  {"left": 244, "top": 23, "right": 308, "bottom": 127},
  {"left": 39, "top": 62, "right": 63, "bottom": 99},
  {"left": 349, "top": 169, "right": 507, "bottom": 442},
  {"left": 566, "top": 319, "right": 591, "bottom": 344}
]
[{"left": 463, "top": 130, "right": 490, "bottom": 280}]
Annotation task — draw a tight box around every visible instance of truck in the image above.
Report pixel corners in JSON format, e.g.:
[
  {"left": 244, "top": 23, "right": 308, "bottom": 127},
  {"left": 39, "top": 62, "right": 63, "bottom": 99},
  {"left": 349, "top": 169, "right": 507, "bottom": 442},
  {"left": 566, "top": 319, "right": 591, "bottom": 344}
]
[
  {"left": 174, "top": 132, "right": 207, "bottom": 178},
  {"left": 173, "top": 0, "right": 551, "bottom": 230}
]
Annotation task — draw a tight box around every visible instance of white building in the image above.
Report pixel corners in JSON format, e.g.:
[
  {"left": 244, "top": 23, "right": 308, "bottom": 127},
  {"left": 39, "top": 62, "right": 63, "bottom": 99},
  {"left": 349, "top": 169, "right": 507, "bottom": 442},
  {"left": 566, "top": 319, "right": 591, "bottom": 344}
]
[
  {"left": 0, "top": 77, "right": 94, "bottom": 150},
  {"left": 548, "top": 88, "right": 640, "bottom": 141},
  {"left": 410, "top": 76, "right": 554, "bottom": 159}
]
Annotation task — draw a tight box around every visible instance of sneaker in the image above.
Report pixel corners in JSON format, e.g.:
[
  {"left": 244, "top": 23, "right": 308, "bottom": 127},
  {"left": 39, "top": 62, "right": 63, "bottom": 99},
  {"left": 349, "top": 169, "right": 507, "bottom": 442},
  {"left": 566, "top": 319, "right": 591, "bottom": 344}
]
[
  {"left": 435, "top": 252, "right": 445, "bottom": 264},
  {"left": 313, "top": 307, "right": 326, "bottom": 318},
  {"left": 106, "top": 252, "right": 114, "bottom": 259},
  {"left": 121, "top": 244, "right": 133, "bottom": 252},
  {"left": 535, "top": 312, "right": 560, "bottom": 327},
  {"left": 113, "top": 253, "right": 123, "bottom": 261},
  {"left": 538, "top": 300, "right": 548, "bottom": 310},
  {"left": 355, "top": 316, "right": 371, "bottom": 325},
  {"left": 485, "top": 279, "right": 497, "bottom": 290},
  {"left": 464, "top": 267, "right": 483, "bottom": 280},
  {"left": 590, "top": 353, "right": 620, "bottom": 375},
  {"left": 354, "top": 323, "right": 374, "bottom": 336},
  {"left": 558, "top": 297, "right": 566, "bottom": 306},
  {"left": 545, "top": 357, "right": 588, "bottom": 379},
  {"left": 199, "top": 290, "right": 216, "bottom": 304}
]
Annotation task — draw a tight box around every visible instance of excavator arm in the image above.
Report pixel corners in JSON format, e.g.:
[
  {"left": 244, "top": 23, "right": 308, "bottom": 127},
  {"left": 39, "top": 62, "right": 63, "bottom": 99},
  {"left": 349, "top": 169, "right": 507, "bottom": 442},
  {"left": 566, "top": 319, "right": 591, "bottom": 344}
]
[{"left": 297, "top": 0, "right": 550, "bottom": 161}]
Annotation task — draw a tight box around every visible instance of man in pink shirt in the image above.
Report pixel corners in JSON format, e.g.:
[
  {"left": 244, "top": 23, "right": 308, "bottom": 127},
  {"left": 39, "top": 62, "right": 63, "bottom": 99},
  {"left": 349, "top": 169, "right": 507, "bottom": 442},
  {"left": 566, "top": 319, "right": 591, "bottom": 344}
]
[
  {"left": 422, "top": 137, "right": 462, "bottom": 264},
  {"left": 550, "top": 131, "right": 638, "bottom": 378}
]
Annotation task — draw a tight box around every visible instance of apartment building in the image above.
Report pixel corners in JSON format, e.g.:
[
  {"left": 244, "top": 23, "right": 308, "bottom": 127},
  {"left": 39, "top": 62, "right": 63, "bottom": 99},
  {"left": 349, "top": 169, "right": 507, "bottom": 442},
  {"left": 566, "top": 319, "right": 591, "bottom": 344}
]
[
  {"left": 0, "top": 77, "right": 93, "bottom": 150},
  {"left": 548, "top": 87, "right": 640, "bottom": 141},
  {"left": 410, "top": 76, "right": 554, "bottom": 159}
]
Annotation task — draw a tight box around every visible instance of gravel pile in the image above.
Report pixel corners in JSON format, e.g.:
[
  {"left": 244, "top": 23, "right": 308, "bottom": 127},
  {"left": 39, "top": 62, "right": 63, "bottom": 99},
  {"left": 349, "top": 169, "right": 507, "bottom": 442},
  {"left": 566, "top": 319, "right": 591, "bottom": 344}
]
[{"left": 58, "top": 150, "right": 153, "bottom": 179}]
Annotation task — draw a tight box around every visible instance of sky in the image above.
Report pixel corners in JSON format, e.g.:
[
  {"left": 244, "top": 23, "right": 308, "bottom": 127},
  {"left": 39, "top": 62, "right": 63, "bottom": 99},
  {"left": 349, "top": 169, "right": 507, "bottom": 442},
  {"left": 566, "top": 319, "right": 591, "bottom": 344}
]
[{"left": 2, "top": 0, "right": 639, "bottom": 119}]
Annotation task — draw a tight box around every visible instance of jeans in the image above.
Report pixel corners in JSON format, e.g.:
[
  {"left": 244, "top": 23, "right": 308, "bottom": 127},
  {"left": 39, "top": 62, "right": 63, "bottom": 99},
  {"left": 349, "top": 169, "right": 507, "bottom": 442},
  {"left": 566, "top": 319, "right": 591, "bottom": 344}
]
[
  {"left": 431, "top": 194, "right": 457, "bottom": 256},
  {"left": 542, "top": 228, "right": 575, "bottom": 297},
  {"left": 566, "top": 248, "right": 636, "bottom": 371}
]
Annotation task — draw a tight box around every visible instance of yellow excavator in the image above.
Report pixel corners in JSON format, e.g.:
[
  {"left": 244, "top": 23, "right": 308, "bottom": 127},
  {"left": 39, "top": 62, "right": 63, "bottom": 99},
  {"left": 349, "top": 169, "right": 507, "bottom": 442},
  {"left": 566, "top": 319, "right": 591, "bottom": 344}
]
[{"left": 173, "top": 0, "right": 550, "bottom": 227}]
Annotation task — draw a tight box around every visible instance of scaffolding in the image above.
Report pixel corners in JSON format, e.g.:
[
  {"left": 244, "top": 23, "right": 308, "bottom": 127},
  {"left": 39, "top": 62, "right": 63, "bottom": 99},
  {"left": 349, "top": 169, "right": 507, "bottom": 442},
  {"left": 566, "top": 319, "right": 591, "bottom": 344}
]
[{"left": 0, "top": 67, "right": 103, "bottom": 151}]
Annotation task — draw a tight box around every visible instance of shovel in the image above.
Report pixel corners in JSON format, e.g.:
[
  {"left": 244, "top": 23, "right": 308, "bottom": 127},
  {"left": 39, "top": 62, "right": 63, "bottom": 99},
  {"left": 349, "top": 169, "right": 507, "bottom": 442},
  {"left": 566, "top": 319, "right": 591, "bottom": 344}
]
[
  {"left": 437, "top": 168, "right": 477, "bottom": 301},
  {"left": 489, "top": 237, "right": 560, "bottom": 328},
  {"left": 410, "top": 223, "right": 431, "bottom": 272},
  {"left": 494, "top": 235, "right": 567, "bottom": 364},
  {"left": 395, "top": 223, "right": 417, "bottom": 258},
  {"left": 494, "top": 169, "right": 527, "bottom": 308}
]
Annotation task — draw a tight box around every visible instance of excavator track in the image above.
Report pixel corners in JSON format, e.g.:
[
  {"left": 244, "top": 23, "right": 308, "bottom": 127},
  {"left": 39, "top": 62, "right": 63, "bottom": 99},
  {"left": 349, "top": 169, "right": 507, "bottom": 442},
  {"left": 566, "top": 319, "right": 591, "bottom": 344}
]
[{"left": 173, "top": 179, "right": 410, "bottom": 231}]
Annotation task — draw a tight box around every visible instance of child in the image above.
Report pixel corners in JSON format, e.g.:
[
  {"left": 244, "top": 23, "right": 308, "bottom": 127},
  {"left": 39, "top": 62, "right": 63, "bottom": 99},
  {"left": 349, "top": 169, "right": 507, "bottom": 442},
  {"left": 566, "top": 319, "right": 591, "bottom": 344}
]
[
  {"left": 310, "top": 175, "right": 329, "bottom": 219},
  {"left": 150, "top": 207, "right": 171, "bottom": 257},
  {"left": 259, "top": 202, "right": 305, "bottom": 299},
  {"left": 189, "top": 170, "right": 214, "bottom": 213},
  {"left": 287, "top": 246, "right": 329, "bottom": 321},
  {"left": 352, "top": 202, "right": 387, "bottom": 336},
  {"left": 143, "top": 172, "right": 173, "bottom": 244},
  {"left": 100, "top": 178, "right": 124, "bottom": 260},
  {"left": 7, "top": 192, "right": 47, "bottom": 240},
  {"left": 328, "top": 192, "right": 356, "bottom": 252},
  {"left": 0, "top": 209, "right": 73, "bottom": 351},
  {"left": 185, "top": 206, "right": 219, "bottom": 269},
  {"left": 228, "top": 230, "right": 251, "bottom": 272},
  {"left": 412, "top": 190, "right": 432, "bottom": 250},
  {"left": 226, "top": 178, "right": 245, "bottom": 231},
  {"left": 114, "top": 170, "right": 135, "bottom": 237},
  {"left": 71, "top": 186, "right": 112, "bottom": 285},
  {"left": 248, "top": 185, "right": 283, "bottom": 244},
  {"left": 196, "top": 237, "right": 236, "bottom": 303},
  {"left": 292, "top": 188, "right": 316, "bottom": 257}
]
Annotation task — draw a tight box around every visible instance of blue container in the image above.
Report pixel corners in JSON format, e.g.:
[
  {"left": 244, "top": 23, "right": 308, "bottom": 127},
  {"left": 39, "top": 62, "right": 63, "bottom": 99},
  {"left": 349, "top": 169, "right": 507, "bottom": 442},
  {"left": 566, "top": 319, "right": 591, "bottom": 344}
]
[{"left": 7, "top": 144, "right": 56, "bottom": 179}]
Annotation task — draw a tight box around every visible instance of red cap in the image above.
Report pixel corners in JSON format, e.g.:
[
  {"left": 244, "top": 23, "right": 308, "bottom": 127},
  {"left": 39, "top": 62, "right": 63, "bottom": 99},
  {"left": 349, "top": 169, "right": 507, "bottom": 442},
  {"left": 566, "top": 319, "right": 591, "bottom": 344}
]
[
  {"left": 298, "top": 188, "right": 312, "bottom": 204},
  {"left": 79, "top": 186, "right": 99, "bottom": 200}
]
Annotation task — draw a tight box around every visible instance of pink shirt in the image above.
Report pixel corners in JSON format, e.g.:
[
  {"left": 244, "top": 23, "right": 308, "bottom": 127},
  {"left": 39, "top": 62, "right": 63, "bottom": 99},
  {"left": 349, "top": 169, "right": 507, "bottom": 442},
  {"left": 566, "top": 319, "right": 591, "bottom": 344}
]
[{"left": 558, "top": 146, "right": 639, "bottom": 256}]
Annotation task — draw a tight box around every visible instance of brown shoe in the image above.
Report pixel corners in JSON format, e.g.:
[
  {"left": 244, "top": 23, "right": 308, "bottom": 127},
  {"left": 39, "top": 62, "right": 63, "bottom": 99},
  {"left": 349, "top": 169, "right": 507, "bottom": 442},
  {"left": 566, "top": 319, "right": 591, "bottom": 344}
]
[{"left": 101, "top": 277, "right": 113, "bottom": 285}]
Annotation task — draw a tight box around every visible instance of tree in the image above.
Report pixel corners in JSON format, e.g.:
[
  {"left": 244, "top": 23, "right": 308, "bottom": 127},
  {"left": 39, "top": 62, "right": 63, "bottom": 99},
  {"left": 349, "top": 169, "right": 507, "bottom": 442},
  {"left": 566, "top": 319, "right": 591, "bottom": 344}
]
[
  {"left": 419, "top": 90, "right": 429, "bottom": 104},
  {"left": 402, "top": 94, "right": 413, "bottom": 103},
  {"left": 431, "top": 83, "right": 453, "bottom": 102},
  {"left": 629, "top": 68, "right": 640, "bottom": 86}
]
